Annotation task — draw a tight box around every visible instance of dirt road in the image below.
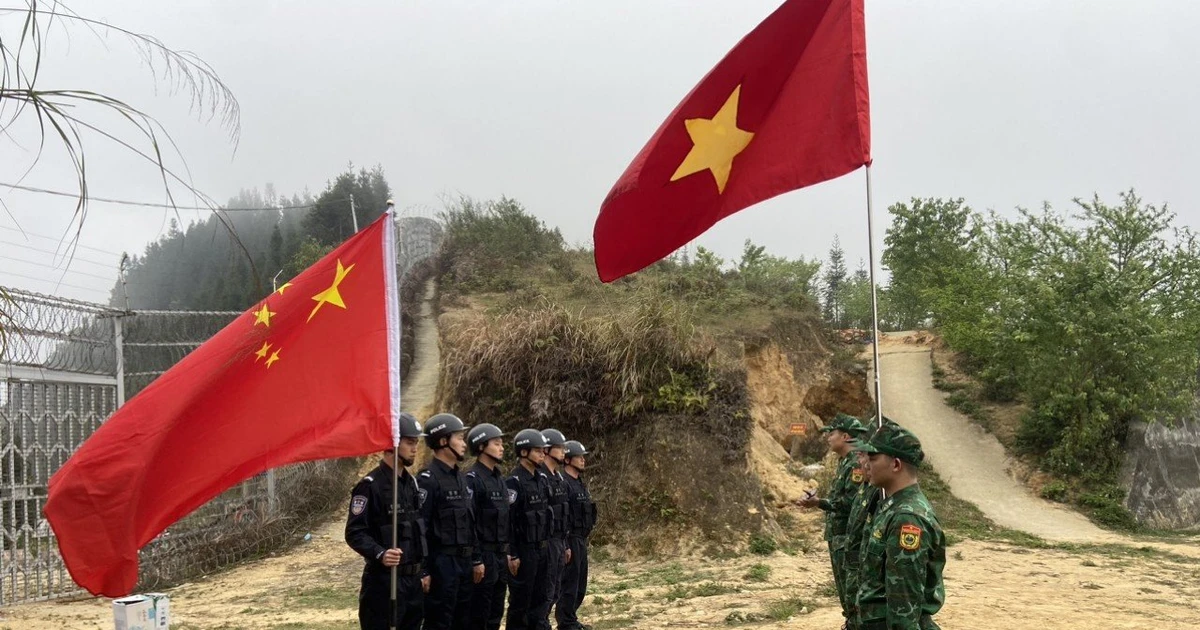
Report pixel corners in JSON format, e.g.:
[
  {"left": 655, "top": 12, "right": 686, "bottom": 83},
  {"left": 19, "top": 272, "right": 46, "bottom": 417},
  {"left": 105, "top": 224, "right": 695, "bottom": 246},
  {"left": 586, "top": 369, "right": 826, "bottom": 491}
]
[{"left": 871, "top": 335, "right": 1116, "bottom": 543}]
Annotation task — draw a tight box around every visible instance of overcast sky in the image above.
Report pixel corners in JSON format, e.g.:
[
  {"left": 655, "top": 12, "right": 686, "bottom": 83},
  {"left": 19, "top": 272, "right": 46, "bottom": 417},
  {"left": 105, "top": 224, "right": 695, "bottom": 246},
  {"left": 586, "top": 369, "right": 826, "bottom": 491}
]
[{"left": 2, "top": 0, "right": 1198, "bottom": 304}]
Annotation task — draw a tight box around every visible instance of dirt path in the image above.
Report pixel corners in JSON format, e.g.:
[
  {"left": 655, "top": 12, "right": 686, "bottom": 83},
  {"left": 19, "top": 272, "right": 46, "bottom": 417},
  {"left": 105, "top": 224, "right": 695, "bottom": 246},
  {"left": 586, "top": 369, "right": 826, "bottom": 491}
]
[
  {"left": 869, "top": 334, "right": 1117, "bottom": 542},
  {"left": 0, "top": 280, "right": 443, "bottom": 630}
]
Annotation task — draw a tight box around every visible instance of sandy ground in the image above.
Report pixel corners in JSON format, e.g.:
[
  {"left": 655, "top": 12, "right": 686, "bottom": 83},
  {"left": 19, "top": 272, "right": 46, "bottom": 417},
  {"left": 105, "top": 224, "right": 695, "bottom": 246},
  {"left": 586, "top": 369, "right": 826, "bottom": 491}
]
[{"left": 3, "top": 506, "right": 1197, "bottom": 629}]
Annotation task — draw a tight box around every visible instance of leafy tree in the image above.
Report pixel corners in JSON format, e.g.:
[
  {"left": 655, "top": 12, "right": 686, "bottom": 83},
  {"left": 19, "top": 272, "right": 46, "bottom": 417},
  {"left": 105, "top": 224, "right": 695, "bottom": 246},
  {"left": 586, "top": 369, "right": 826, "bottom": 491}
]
[{"left": 881, "top": 198, "right": 979, "bottom": 330}]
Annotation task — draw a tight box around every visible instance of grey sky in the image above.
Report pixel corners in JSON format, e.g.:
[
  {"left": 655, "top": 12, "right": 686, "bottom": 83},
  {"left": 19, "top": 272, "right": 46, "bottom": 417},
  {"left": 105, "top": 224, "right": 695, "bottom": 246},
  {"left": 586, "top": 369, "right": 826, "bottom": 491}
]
[{"left": 2, "top": 0, "right": 1198, "bottom": 303}]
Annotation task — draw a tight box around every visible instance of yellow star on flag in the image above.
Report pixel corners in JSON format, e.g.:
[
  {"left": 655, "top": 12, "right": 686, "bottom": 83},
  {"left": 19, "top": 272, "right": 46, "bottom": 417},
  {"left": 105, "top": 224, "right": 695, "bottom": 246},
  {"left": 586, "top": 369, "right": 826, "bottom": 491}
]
[
  {"left": 253, "top": 303, "right": 275, "bottom": 327},
  {"left": 670, "top": 84, "right": 755, "bottom": 194},
  {"left": 276, "top": 282, "right": 293, "bottom": 295},
  {"left": 308, "top": 259, "right": 355, "bottom": 322},
  {"left": 265, "top": 348, "right": 282, "bottom": 369},
  {"left": 253, "top": 341, "right": 272, "bottom": 362}
]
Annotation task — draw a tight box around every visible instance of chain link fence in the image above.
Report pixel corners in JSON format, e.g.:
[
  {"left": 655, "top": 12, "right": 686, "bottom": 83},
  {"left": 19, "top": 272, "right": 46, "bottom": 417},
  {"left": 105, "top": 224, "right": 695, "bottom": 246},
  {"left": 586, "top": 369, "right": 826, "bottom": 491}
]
[{"left": 1, "top": 214, "right": 442, "bottom": 604}]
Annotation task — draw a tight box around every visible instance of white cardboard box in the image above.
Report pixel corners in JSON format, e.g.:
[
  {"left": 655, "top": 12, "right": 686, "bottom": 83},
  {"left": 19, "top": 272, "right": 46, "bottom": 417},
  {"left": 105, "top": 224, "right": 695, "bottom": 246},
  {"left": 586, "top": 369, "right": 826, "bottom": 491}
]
[
  {"left": 112, "top": 596, "right": 152, "bottom": 630},
  {"left": 113, "top": 593, "right": 170, "bottom": 630}
]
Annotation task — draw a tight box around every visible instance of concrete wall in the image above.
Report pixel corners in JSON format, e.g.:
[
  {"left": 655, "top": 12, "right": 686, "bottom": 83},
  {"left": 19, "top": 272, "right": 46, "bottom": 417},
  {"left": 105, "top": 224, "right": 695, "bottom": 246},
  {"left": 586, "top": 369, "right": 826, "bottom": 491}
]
[{"left": 1122, "top": 419, "right": 1200, "bottom": 530}]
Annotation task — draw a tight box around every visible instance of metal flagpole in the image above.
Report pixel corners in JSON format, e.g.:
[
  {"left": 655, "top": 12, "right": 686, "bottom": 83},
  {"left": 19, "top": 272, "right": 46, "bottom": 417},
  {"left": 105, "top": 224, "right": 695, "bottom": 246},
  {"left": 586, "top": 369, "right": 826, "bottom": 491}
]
[
  {"left": 865, "top": 165, "right": 883, "bottom": 429},
  {"left": 385, "top": 200, "right": 401, "bottom": 630}
]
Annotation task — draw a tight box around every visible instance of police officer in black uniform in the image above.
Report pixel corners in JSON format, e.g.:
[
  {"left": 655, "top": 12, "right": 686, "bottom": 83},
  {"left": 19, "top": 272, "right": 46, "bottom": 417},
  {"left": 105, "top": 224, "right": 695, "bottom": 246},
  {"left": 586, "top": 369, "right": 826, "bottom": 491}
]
[
  {"left": 534, "top": 429, "right": 571, "bottom": 630},
  {"left": 556, "top": 440, "right": 596, "bottom": 630},
  {"left": 345, "top": 412, "right": 429, "bottom": 630},
  {"left": 504, "top": 429, "right": 553, "bottom": 630},
  {"left": 465, "top": 423, "right": 511, "bottom": 630},
  {"left": 418, "top": 413, "right": 482, "bottom": 630}
]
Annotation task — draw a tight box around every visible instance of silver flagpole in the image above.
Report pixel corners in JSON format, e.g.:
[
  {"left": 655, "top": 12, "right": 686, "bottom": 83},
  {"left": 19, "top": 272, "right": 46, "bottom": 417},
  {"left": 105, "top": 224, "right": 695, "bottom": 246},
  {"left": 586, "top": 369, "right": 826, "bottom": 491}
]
[
  {"left": 865, "top": 164, "right": 883, "bottom": 429},
  {"left": 386, "top": 201, "right": 401, "bottom": 630}
]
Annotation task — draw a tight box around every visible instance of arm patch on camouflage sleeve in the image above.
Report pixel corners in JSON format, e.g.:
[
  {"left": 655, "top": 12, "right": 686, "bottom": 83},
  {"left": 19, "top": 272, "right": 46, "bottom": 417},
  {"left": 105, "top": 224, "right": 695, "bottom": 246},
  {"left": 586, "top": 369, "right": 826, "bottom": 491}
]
[{"left": 898, "top": 523, "right": 922, "bottom": 550}]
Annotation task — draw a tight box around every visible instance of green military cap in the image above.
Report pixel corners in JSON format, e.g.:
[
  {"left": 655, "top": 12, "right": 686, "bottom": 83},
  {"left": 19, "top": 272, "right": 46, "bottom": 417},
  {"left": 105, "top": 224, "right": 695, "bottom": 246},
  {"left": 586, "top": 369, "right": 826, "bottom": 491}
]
[
  {"left": 852, "top": 420, "right": 925, "bottom": 465},
  {"left": 819, "top": 412, "right": 869, "bottom": 436}
]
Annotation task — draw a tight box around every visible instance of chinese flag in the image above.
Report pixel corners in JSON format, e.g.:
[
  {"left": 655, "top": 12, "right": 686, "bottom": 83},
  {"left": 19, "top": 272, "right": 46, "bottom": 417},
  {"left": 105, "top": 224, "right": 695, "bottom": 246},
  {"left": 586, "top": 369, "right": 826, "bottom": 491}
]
[
  {"left": 593, "top": 0, "right": 871, "bottom": 282},
  {"left": 44, "top": 212, "right": 403, "bottom": 597}
]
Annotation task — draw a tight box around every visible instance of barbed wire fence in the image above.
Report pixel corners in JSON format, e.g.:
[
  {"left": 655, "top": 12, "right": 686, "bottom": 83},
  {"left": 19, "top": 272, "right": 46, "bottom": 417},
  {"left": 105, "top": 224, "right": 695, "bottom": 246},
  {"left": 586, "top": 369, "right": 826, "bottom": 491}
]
[{"left": 1, "top": 212, "right": 442, "bottom": 604}]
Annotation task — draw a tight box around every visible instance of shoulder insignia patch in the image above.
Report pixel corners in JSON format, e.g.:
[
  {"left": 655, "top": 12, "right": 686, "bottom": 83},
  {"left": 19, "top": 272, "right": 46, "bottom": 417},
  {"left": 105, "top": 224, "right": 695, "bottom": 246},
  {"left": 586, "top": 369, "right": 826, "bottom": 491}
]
[
  {"left": 851, "top": 469, "right": 864, "bottom": 484},
  {"left": 872, "top": 528, "right": 883, "bottom": 540},
  {"left": 350, "top": 495, "right": 367, "bottom": 516},
  {"left": 417, "top": 488, "right": 428, "bottom": 507},
  {"left": 899, "top": 523, "right": 922, "bottom": 550},
  {"left": 507, "top": 489, "right": 518, "bottom": 505}
]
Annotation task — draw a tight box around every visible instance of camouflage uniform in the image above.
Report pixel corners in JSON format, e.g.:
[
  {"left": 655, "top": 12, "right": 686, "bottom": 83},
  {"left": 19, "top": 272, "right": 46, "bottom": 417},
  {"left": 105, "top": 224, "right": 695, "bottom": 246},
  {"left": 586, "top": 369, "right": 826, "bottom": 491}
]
[
  {"left": 816, "top": 414, "right": 869, "bottom": 621},
  {"left": 843, "top": 477, "right": 881, "bottom": 627},
  {"left": 852, "top": 423, "right": 945, "bottom": 630}
]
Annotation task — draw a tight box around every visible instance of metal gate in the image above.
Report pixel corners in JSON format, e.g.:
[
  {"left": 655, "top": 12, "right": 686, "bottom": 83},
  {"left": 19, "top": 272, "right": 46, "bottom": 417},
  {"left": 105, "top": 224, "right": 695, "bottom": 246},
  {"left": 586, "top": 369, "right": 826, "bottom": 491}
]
[{"left": 1, "top": 289, "right": 121, "bottom": 603}]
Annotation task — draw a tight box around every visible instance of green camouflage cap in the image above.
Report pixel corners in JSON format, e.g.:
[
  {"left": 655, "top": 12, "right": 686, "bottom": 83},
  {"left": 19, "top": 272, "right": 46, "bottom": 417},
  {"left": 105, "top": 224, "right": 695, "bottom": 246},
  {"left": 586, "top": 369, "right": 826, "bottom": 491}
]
[
  {"left": 819, "top": 413, "right": 869, "bottom": 436},
  {"left": 852, "top": 420, "right": 925, "bottom": 465}
]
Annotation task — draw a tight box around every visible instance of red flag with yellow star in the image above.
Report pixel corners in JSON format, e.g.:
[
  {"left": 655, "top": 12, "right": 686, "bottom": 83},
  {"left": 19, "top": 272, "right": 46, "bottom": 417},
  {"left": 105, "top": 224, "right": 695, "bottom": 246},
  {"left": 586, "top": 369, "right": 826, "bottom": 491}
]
[
  {"left": 593, "top": 0, "right": 871, "bottom": 282},
  {"left": 44, "top": 211, "right": 403, "bottom": 597}
]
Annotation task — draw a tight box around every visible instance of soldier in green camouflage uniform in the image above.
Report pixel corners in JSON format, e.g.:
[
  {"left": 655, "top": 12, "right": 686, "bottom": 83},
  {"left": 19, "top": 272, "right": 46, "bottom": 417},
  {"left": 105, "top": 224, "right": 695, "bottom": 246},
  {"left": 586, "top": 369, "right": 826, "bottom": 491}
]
[
  {"left": 851, "top": 422, "right": 945, "bottom": 630},
  {"left": 842, "top": 422, "right": 884, "bottom": 629},
  {"left": 798, "top": 413, "right": 868, "bottom": 627}
]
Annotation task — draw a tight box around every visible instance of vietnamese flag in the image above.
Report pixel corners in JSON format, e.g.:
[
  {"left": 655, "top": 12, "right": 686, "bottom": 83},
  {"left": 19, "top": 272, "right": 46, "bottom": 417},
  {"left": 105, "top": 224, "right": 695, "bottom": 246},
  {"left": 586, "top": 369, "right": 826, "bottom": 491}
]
[
  {"left": 593, "top": 0, "right": 871, "bottom": 282},
  {"left": 44, "top": 211, "right": 403, "bottom": 597}
]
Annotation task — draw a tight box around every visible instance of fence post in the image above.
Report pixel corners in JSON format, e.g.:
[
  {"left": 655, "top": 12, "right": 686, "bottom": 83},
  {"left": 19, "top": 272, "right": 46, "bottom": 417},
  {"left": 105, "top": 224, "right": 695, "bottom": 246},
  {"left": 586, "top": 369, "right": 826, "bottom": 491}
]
[
  {"left": 114, "top": 315, "right": 126, "bottom": 407},
  {"left": 266, "top": 469, "right": 277, "bottom": 515}
]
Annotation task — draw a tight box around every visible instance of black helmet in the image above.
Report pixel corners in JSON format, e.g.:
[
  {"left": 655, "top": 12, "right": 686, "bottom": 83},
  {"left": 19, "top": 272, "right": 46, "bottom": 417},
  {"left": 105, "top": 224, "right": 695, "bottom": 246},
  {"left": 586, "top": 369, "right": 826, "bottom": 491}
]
[
  {"left": 541, "top": 428, "right": 567, "bottom": 447},
  {"left": 468, "top": 423, "right": 506, "bottom": 454},
  {"left": 514, "top": 428, "right": 549, "bottom": 456},
  {"left": 398, "top": 412, "right": 425, "bottom": 439},
  {"left": 564, "top": 440, "right": 588, "bottom": 459},
  {"left": 424, "top": 413, "right": 466, "bottom": 449}
]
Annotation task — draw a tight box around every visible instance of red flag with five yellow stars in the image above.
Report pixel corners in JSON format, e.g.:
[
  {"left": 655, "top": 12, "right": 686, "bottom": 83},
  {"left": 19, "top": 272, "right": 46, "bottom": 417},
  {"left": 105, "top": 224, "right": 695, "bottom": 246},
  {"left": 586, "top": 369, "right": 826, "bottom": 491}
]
[
  {"left": 593, "top": 0, "right": 871, "bottom": 282},
  {"left": 44, "top": 211, "right": 403, "bottom": 597}
]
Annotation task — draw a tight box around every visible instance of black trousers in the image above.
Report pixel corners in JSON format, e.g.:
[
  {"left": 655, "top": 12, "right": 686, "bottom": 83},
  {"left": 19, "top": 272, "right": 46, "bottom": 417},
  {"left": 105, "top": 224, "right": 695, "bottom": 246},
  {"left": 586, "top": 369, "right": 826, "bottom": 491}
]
[
  {"left": 486, "top": 554, "right": 510, "bottom": 630},
  {"left": 424, "top": 553, "right": 475, "bottom": 630},
  {"left": 468, "top": 550, "right": 506, "bottom": 630},
  {"left": 533, "top": 538, "right": 565, "bottom": 630},
  {"left": 505, "top": 542, "right": 549, "bottom": 630},
  {"left": 358, "top": 570, "right": 423, "bottom": 630},
  {"left": 555, "top": 537, "right": 589, "bottom": 630}
]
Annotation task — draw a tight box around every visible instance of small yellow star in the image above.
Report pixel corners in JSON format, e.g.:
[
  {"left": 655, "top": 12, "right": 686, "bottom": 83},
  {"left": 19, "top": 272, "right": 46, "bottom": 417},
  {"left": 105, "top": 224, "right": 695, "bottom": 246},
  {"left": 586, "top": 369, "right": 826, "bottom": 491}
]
[
  {"left": 670, "top": 84, "right": 755, "bottom": 193},
  {"left": 253, "top": 303, "right": 275, "bottom": 327},
  {"left": 253, "top": 341, "right": 272, "bottom": 362},
  {"left": 308, "top": 259, "right": 355, "bottom": 322},
  {"left": 265, "top": 348, "right": 281, "bottom": 368},
  {"left": 276, "top": 282, "right": 294, "bottom": 295}
]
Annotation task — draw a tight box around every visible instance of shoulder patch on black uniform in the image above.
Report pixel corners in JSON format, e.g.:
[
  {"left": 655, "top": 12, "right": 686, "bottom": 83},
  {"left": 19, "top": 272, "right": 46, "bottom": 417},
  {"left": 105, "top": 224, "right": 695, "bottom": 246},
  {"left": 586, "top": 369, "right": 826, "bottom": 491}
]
[
  {"left": 508, "top": 489, "right": 518, "bottom": 504},
  {"left": 351, "top": 495, "right": 367, "bottom": 515},
  {"left": 418, "top": 488, "right": 428, "bottom": 507}
]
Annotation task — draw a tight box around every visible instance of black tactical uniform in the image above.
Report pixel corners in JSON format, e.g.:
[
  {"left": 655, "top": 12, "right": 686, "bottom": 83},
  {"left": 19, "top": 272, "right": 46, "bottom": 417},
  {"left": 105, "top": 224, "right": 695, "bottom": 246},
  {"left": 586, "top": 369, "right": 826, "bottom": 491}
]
[
  {"left": 556, "top": 468, "right": 596, "bottom": 630},
  {"left": 535, "top": 464, "right": 570, "bottom": 630},
  {"left": 345, "top": 461, "right": 427, "bottom": 630},
  {"left": 419, "top": 458, "right": 480, "bottom": 630},
  {"left": 505, "top": 461, "right": 553, "bottom": 630},
  {"left": 466, "top": 459, "right": 511, "bottom": 630}
]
